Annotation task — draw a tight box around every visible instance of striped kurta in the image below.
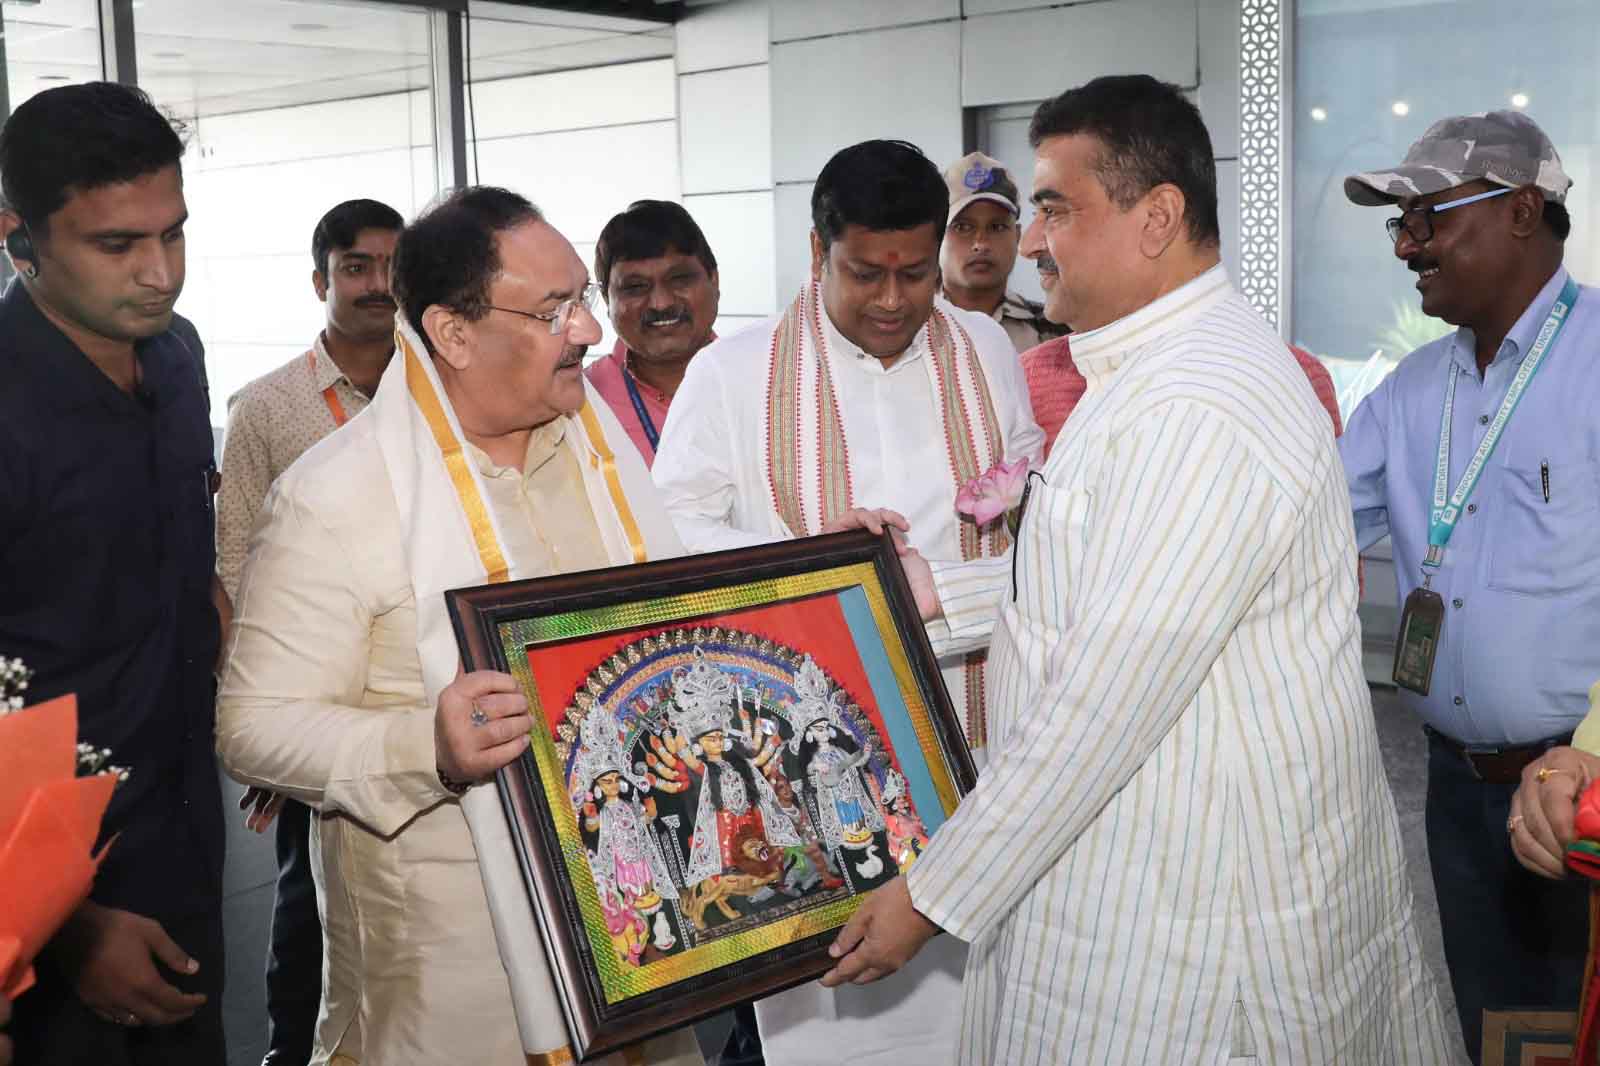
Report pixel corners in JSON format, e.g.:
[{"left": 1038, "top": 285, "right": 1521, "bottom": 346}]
[{"left": 907, "top": 267, "right": 1452, "bottom": 1065}]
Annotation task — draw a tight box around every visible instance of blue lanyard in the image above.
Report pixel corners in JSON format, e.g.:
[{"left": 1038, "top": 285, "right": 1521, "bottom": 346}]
[
  {"left": 1423, "top": 276, "right": 1579, "bottom": 580},
  {"left": 622, "top": 362, "right": 660, "bottom": 453}
]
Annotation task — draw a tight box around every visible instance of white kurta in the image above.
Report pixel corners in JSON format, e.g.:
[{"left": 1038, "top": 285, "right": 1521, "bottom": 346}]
[
  {"left": 906, "top": 267, "right": 1452, "bottom": 1065},
  {"left": 651, "top": 295, "right": 1044, "bottom": 1066}
]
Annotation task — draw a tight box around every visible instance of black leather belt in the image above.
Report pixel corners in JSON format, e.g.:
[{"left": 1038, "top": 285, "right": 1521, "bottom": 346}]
[{"left": 1426, "top": 726, "right": 1573, "bottom": 785}]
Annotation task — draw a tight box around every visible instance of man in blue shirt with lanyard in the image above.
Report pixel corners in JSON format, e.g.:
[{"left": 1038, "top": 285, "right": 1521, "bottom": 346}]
[{"left": 1340, "top": 110, "right": 1599, "bottom": 1064}]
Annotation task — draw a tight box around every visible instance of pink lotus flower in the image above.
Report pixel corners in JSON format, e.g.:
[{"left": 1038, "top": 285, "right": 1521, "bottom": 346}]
[{"left": 955, "top": 457, "right": 1031, "bottom": 528}]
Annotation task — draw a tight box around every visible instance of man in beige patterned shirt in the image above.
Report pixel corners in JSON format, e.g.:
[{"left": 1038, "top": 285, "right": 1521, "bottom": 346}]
[
  {"left": 215, "top": 197, "right": 402, "bottom": 1066},
  {"left": 217, "top": 198, "right": 403, "bottom": 599}
]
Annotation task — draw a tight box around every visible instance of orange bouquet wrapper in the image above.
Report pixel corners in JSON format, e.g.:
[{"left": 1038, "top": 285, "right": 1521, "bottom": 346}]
[{"left": 0, "top": 694, "right": 117, "bottom": 999}]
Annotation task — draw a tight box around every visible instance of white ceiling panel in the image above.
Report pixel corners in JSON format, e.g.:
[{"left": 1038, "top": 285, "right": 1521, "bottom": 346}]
[{"left": 2, "top": 0, "right": 673, "bottom": 122}]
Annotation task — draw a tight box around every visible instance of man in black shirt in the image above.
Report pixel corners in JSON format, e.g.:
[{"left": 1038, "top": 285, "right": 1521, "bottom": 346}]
[{"left": 0, "top": 82, "right": 225, "bottom": 1064}]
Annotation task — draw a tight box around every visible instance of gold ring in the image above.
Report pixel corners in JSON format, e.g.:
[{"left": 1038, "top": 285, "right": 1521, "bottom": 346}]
[
  {"left": 1507, "top": 814, "right": 1526, "bottom": 834},
  {"left": 1536, "top": 766, "right": 1568, "bottom": 784}
]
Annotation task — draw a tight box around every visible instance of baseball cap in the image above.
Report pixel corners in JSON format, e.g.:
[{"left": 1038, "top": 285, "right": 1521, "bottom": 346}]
[
  {"left": 1345, "top": 109, "right": 1571, "bottom": 206},
  {"left": 943, "top": 152, "right": 1020, "bottom": 218}
]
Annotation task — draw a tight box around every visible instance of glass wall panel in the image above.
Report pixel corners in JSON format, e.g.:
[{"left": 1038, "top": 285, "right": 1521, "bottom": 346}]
[
  {"left": 1, "top": 0, "right": 103, "bottom": 285},
  {"left": 1, "top": 0, "right": 100, "bottom": 112},
  {"left": 1293, "top": 0, "right": 1600, "bottom": 418},
  {"left": 466, "top": 3, "right": 679, "bottom": 355},
  {"left": 134, "top": 0, "right": 439, "bottom": 414}
]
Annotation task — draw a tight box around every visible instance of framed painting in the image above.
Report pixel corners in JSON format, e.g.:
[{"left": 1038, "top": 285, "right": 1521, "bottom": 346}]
[{"left": 446, "top": 529, "right": 976, "bottom": 1061}]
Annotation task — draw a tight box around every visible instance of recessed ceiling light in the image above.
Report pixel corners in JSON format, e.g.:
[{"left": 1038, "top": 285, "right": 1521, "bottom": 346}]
[
  {"left": 1391, "top": 101, "right": 1410, "bottom": 117},
  {"left": 38, "top": 75, "right": 69, "bottom": 82},
  {"left": 153, "top": 51, "right": 184, "bottom": 59},
  {"left": 290, "top": 22, "right": 330, "bottom": 32},
  {"left": 1310, "top": 106, "right": 1328, "bottom": 122},
  {"left": 1511, "top": 92, "right": 1530, "bottom": 109}
]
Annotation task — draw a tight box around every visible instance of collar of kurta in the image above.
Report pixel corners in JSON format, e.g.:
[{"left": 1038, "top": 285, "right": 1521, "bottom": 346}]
[{"left": 1068, "top": 264, "right": 1232, "bottom": 387}]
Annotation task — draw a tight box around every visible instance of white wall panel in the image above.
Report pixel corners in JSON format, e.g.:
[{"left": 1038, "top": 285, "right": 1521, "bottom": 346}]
[
  {"left": 192, "top": 91, "right": 428, "bottom": 170},
  {"left": 771, "top": 0, "right": 957, "bottom": 43},
  {"left": 475, "top": 120, "right": 681, "bottom": 241},
  {"left": 680, "top": 65, "right": 772, "bottom": 193},
  {"left": 1217, "top": 157, "right": 1240, "bottom": 284},
  {"left": 683, "top": 191, "right": 777, "bottom": 317},
  {"left": 771, "top": 20, "right": 961, "bottom": 183},
  {"left": 1197, "top": 0, "right": 1241, "bottom": 159},
  {"left": 469, "top": 59, "right": 676, "bottom": 140},
  {"left": 676, "top": 0, "right": 769, "bottom": 72},
  {"left": 186, "top": 147, "right": 427, "bottom": 258},
  {"left": 773, "top": 181, "right": 815, "bottom": 305},
  {"left": 962, "top": 0, "right": 1197, "bottom": 107}
]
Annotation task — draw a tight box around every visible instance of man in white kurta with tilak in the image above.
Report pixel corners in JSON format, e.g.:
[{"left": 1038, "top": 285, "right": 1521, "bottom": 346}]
[
  {"left": 820, "top": 77, "right": 1453, "bottom": 1066},
  {"left": 652, "top": 140, "right": 1043, "bottom": 1065}
]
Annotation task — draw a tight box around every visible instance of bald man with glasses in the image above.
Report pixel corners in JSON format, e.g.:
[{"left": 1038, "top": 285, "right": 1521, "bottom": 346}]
[{"left": 1339, "top": 110, "right": 1600, "bottom": 1064}]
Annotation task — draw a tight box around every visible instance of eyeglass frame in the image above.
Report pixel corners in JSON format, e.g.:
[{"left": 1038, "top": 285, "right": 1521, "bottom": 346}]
[
  {"left": 1385, "top": 186, "right": 1513, "bottom": 245},
  {"left": 485, "top": 281, "right": 600, "bottom": 336}
]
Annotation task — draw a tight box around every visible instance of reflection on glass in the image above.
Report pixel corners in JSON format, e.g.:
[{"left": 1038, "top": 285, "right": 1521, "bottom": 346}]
[
  {"left": 1293, "top": 0, "right": 1598, "bottom": 419},
  {"left": 131, "top": 0, "right": 438, "bottom": 411},
  {"left": 1, "top": 0, "right": 100, "bottom": 114},
  {"left": 466, "top": 5, "right": 676, "bottom": 357}
]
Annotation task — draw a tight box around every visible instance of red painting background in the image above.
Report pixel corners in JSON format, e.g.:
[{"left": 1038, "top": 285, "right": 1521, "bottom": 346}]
[{"left": 524, "top": 591, "right": 895, "bottom": 753}]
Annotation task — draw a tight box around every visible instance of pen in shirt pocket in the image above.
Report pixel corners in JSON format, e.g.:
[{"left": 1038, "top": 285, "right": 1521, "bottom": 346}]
[{"left": 1540, "top": 459, "right": 1550, "bottom": 504}]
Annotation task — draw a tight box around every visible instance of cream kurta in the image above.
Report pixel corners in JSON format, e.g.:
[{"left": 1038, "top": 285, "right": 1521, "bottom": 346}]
[
  {"left": 650, "top": 295, "right": 1043, "bottom": 1066},
  {"left": 217, "top": 369, "right": 701, "bottom": 1064},
  {"left": 906, "top": 267, "right": 1452, "bottom": 1064}
]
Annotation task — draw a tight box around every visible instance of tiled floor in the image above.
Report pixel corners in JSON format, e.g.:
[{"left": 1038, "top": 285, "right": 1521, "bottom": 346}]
[{"left": 219, "top": 686, "right": 1470, "bottom": 1066}]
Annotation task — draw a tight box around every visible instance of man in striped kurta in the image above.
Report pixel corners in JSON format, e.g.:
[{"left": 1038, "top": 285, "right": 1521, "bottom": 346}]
[{"left": 823, "top": 75, "right": 1452, "bottom": 1065}]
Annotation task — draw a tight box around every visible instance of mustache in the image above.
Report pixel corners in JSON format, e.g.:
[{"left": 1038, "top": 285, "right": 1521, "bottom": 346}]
[
  {"left": 355, "top": 294, "right": 397, "bottom": 309},
  {"left": 1035, "top": 254, "right": 1059, "bottom": 275},
  {"left": 642, "top": 305, "right": 691, "bottom": 327},
  {"left": 556, "top": 343, "right": 587, "bottom": 367},
  {"left": 1407, "top": 257, "right": 1439, "bottom": 274}
]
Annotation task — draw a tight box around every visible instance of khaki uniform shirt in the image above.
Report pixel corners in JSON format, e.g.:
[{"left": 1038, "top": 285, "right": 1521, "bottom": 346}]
[{"left": 993, "top": 290, "right": 1066, "bottom": 354}]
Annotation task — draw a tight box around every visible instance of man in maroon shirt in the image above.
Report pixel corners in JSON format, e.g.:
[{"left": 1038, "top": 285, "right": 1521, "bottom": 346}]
[{"left": 585, "top": 200, "right": 719, "bottom": 466}]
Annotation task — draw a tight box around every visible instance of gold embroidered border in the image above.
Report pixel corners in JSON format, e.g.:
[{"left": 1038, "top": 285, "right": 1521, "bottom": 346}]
[{"left": 402, "top": 337, "right": 509, "bottom": 584}]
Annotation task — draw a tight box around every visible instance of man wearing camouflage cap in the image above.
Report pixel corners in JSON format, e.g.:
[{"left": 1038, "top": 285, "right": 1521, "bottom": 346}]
[
  {"left": 1340, "top": 109, "right": 1600, "bottom": 1063},
  {"left": 938, "top": 152, "right": 1065, "bottom": 353}
]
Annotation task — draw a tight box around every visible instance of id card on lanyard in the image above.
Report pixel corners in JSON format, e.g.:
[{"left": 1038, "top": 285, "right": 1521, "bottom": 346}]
[
  {"left": 622, "top": 365, "right": 660, "bottom": 455},
  {"left": 1393, "top": 277, "right": 1580, "bottom": 694}
]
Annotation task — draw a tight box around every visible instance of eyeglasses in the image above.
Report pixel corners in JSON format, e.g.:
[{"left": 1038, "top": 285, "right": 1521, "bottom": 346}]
[
  {"left": 1385, "top": 186, "right": 1513, "bottom": 244},
  {"left": 485, "top": 282, "right": 600, "bottom": 335}
]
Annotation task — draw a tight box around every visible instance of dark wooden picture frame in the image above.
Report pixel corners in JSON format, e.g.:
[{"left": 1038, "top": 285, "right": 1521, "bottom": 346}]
[{"left": 446, "top": 529, "right": 976, "bottom": 1061}]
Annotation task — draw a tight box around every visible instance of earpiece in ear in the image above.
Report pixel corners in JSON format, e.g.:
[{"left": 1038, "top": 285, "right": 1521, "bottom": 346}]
[{"left": 6, "top": 225, "right": 38, "bottom": 278}]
